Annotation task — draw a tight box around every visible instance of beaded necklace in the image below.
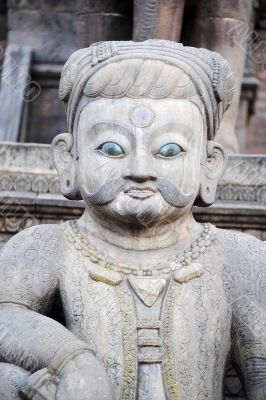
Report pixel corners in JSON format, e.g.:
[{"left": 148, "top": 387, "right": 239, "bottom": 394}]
[{"left": 64, "top": 220, "right": 216, "bottom": 277}]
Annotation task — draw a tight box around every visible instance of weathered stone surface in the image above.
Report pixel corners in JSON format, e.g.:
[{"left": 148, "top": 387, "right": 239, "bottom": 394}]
[{"left": 0, "top": 142, "right": 55, "bottom": 172}]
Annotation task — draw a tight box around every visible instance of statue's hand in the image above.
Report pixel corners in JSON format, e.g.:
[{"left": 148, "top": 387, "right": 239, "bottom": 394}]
[
  {"left": 20, "top": 368, "right": 59, "bottom": 399},
  {"left": 56, "top": 352, "right": 114, "bottom": 400}
]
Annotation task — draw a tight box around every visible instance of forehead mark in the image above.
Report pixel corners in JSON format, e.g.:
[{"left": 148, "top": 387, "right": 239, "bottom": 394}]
[{"left": 129, "top": 106, "right": 155, "bottom": 128}]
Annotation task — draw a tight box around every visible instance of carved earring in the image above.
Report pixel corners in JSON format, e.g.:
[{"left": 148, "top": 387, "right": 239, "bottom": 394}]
[
  {"left": 62, "top": 174, "right": 81, "bottom": 200},
  {"left": 62, "top": 175, "right": 81, "bottom": 200},
  {"left": 195, "top": 141, "right": 227, "bottom": 207},
  {"left": 197, "top": 175, "right": 216, "bottom": 207}
]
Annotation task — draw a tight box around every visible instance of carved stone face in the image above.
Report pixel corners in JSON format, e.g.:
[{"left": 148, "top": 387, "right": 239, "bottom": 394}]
[{"left": 75, "top": 97, "right": 205, "bottom": 227}]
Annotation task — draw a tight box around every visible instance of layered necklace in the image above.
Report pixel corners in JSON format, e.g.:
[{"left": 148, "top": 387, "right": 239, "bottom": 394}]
[{"left": 64, "top": 219, "right": 216, "bottom": 277}]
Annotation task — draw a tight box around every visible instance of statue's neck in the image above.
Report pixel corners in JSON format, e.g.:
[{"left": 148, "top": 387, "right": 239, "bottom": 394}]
[{"left": 77, "top": 209, "right": 201, "bottom": 252}]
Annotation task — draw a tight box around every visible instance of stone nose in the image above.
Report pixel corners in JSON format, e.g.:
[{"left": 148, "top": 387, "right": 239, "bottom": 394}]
[{"left": 123, "top": 155, "right": 157, "bottom": 183}]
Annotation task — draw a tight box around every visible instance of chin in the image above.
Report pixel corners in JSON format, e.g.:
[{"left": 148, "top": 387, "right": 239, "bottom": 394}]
[{"left": 103, "top": 195, "right": 176, "bottom": 228}]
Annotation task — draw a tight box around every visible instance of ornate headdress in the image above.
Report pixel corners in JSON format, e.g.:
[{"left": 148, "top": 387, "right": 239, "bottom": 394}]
[{"left": 59, "top": 40, "right": 235, "bottom": 140}]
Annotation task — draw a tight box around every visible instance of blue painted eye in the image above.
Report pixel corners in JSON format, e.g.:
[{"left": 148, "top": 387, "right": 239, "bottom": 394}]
[
  {"left": 97, "top": 142, "right": 125, "bottom": 157},
  {"left": 157, "top": 143, "right": 183, "bottom": 158}
]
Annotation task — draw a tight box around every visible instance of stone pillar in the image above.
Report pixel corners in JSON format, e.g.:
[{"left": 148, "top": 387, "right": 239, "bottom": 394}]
[
  {"left": 133, "top": 0, "right": 185, "bottom": 42},
  {"left": 182, "top": 0, "right": 254, "bottom": 153},
  {"left": 75, "top": 0, "right": 133, "bottom": 48},
  {"left": 246, "top": 6, "right": 266, "bottom": 155}
]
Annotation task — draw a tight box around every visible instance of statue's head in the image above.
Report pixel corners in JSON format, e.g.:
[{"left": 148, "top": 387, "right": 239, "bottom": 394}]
[{"left": 53, "top": 40, "right": 234, "bottom": 228}]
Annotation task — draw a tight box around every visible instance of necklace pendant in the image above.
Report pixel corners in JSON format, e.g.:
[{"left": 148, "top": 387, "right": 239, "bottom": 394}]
[
  {"left": 89, "top": 264, "right": 122, "bottom": 286},
  {"left": 173, "top": 263, "right": 204, "bottom": 284},
  {"left": 128, "top": 276, "right": 167, "bottom": 306}
]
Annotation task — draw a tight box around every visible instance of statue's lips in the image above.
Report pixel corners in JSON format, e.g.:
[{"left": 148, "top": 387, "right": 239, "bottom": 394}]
[{"left": 124, "top": 187, "right": 157, "bottom": 199}]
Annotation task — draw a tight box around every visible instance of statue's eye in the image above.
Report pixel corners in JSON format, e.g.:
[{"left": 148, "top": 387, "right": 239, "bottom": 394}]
[
  {"left": 157, "top": 143, "right": 184, "bottom": 158},
  {"left": 97, "top": 142, "right": 125, "bottom": 157}
]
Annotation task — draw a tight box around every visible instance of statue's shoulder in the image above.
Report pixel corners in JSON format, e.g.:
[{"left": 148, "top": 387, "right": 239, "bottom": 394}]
[
  {"left": 215, "top": 226, "right": 265, "bottom": 273},
  {"left": 0, "top": 223, "right": 66, "bottom": 311},
  {"left": 215, "top": 228, "right": 266, "bottom": 314},
  {"left": 215, "top": 227, "right": 264, "bottom": 252},
  {"left": 0, "top": 222, "right": 65, "bottom": 259}
]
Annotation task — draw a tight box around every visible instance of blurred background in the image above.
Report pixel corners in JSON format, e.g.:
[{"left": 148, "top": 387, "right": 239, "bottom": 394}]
[{"left": 0, "top": 0, "right": 265, "bottom": 154}]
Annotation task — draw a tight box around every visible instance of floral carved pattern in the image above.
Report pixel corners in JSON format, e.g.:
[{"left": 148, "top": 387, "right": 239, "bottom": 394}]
[
  {"left": 116, "top": 281, "right": 138, "bottom": 400},
  {"left": 0, "top": 173, "right": 60, "bottom": 194}
]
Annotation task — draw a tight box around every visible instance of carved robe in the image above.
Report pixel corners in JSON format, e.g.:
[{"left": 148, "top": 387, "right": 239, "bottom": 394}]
[
  {"left": 0, "top": 223, "right": 266, "bottom": 399},
  {"left": 59, "top": 227, "right": 232, "bottom": 400}
]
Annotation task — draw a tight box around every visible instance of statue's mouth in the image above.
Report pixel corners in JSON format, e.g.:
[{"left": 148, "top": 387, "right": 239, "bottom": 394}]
[
  {"left": 80, "top": 178, "right": 193, "bottom": 208},
  {"left": 124, "top": 186, "right": 157, "bottom": 199}
]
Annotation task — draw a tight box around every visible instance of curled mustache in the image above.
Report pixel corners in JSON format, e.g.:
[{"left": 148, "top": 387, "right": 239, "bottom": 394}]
[
  {"left": 80, "top": 177, "right": 125, "bottom": 206},
  {"left": 80, "top": 177, "right": 194, "bottom": 208},
  {"left": 156, "top": 177, "right": 194, "bottom": 208}
]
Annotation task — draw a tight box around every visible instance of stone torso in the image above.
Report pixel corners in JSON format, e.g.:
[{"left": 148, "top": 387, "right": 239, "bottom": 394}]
[
  {"left": 3, "top": 222, "right": 265, "bottom": 399},
  {"left": 58, "top": 223, "right": 232, "bottom": 400}
]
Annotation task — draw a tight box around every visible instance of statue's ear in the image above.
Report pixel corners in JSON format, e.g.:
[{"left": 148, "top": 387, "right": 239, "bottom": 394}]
[
  {"left": 52, "top": 133, "right": 81, "bottom": 200},
  {"left": 195, "top": 141, "right": 227, "bottom": 207}
]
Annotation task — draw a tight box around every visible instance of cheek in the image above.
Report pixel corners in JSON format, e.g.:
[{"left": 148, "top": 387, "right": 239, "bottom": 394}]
[
  {"left": 181, "top": 146, "right": 202, "bottom": 188},
  {"left": 182, "top": 129, "right": 203, "bottom": 178},
  {"left": 154, "top": 155, "right": 188, "bottom": 180},
  {"left": 154, "top": 151, "right": 201, "bottom": 190},
  {"left": 79, "top": 155, "right": 127, "bottom": 190}
]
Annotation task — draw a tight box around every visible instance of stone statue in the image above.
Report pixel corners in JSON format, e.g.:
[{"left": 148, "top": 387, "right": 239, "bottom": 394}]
[{"left": 0, "top": 40, "right": 265, "bottom": 400}]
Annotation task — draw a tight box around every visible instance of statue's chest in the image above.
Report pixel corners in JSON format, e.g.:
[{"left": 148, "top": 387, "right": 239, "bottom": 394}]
[{"left": 59, "top": 262, "right": 231, "bottom": 400}]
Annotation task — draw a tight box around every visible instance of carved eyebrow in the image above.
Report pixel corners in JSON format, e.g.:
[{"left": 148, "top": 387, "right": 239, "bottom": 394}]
[
  {"left": 89, "top": 122, "right": 132, "bottom": 141},
  {"left": 89, "top": 122, "right": 193, "bottom": 143},
  {"left": 152, "top": 123, "right": 193, "bottom": 139}
]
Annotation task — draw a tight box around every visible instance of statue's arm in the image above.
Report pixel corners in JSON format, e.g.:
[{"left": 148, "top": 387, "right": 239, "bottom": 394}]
[
  {"left": 231, "top": 236, "right": 266, "bottom": 399},
  {"left": 0, "top": 225, "right": 92, "bottom": 373},
  {"left": 0, "top": 305, "right": 92, "bottom": 372}
]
